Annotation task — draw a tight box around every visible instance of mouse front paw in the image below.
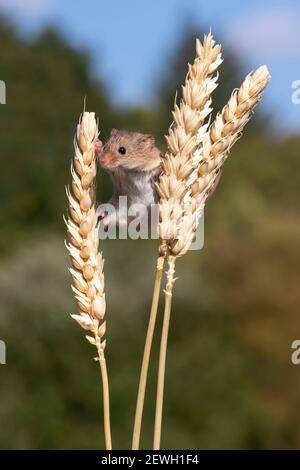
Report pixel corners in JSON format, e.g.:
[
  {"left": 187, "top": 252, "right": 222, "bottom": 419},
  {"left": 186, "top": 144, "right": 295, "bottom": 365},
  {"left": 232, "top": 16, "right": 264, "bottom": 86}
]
[
  {"left": 96, "top": 206, "right": 108, "bottom": 221},
  {"left": 96, "top": 205, "right": 114, "bottom": 232}
]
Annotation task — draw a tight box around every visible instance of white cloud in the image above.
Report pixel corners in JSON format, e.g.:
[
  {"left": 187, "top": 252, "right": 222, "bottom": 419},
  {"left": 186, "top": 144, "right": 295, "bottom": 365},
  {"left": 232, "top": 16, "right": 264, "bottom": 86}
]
[{"left": 225, "top": 5, "right": 300, "bottom": 61}]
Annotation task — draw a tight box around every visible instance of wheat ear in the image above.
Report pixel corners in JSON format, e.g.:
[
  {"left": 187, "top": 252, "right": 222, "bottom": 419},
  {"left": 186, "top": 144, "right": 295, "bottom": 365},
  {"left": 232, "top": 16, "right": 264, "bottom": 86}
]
[
  {"left": 192, "top": 65, "right": 271, "bottom": 200},
  {"left": 151, "top": 35, "right": 221, "bottom": 450},
  {"left": 153, "top": 65, "right": 270, "bottom": 449},
  {"left": 157, "top": 33, "right": 222, "bottom": 256},
  {"left": 132, "top": 34, "right": 222, "bottom": 450},
  {"left": 65, "top": 112, "right": 112, "bottom": 450},
  {"left": 169, "top": 65, "right": 271, "bottom": 258}
]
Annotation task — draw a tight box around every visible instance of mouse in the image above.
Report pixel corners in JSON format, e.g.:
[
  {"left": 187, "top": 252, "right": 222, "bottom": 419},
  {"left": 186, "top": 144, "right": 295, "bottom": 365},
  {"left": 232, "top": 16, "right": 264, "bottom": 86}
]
[
  {"left": 95, "top": 128, "right": 222, "bottom": 230},
  {"left": 95, "top": 129, "right": 162, "bottom": 228}
]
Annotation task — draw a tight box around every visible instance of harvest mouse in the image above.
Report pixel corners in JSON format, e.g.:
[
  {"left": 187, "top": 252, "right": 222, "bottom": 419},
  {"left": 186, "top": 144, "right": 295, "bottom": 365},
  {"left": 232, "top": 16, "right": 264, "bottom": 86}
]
[
  {"left": 95, "top": 128, "right": 221, "bottom": 228},
  {"left": 95, "top": 129, "right": 162, "bottom": 227}
]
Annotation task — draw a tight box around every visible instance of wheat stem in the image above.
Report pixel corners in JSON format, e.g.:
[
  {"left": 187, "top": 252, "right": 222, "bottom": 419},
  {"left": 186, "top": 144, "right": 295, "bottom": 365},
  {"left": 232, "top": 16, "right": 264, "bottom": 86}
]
[
  {"left": 97, "top": 345, "right": 112, "bottom": 450},
  {"left": 132, "top": 255, "right": 165, "bottom": 450},
  {"left": 153, "top": 256, "right": 176, "bottom": 450},
  {"left": 66, "top": 112, "right": 112, "bottom": 449},
  {"left": 152, "top": 39, "right": 270, "bottom": 450}
]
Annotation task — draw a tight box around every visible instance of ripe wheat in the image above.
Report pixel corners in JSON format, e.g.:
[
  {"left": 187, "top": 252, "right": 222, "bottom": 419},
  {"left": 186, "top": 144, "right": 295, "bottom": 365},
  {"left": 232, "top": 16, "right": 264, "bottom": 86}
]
[{"left": 65, "top": 112, "right": 112, "bottom": 450}]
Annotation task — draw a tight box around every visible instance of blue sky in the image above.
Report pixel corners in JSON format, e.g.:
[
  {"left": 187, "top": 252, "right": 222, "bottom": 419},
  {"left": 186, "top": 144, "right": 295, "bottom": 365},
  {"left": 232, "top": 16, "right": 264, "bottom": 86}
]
[{"left": 0, "top": 0, "right": 299, "bottom": 133}]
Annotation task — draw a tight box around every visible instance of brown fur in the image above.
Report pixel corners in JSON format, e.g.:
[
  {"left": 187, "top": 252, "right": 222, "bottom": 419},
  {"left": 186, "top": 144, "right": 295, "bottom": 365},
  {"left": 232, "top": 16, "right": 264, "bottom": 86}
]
[
  {"left": 95, "top": 128, "right": 221, "bottom": 227},
  {"left": 98, "top": 129, "right": 162, "bottom": 172},
  {"left": 95, "top": 129, "right": 162, "bottom": 226}
]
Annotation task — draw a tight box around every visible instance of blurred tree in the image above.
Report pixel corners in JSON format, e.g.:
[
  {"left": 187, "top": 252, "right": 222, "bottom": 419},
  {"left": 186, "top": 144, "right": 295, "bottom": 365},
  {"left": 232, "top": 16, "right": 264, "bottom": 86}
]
[{"left": 0, "top": 20, "right": 117, "bottom": 250}]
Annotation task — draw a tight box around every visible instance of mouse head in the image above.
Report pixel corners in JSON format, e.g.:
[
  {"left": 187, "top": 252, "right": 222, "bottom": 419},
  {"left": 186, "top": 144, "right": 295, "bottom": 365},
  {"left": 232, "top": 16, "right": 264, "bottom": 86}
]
[{"left": 96, "top": 129, "right": 161, "bottom": 172}]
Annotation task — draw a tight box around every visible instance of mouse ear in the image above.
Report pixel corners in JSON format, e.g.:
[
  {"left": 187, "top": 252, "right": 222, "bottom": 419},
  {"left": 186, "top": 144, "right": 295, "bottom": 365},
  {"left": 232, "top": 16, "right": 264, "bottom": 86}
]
[{"left": 140, "top": 133, "right": 155, "bottom": 147}]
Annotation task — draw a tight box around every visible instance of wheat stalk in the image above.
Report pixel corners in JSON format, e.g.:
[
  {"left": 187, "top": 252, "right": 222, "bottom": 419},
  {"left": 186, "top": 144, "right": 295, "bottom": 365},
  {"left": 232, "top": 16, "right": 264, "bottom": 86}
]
[
  {"left": 132, "top": 33, "right": 222, "bottom": 450},
  {"left": 65, "top": 111, "right": 112, "bottom": 450},
  {"left": 131, "top": 255, "right": 164, "bottom": 450},
  {"left": 153, "top": 64, "right": 271, "bottom": 449},
  {"left": 153, "top": 255, "right": 176, "bottom": 450}
]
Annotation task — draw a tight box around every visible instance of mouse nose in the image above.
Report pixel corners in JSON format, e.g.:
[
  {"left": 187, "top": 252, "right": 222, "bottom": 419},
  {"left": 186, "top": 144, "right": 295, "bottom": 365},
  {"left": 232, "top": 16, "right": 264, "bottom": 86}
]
[{"left": 99, "top": 151, "right": 117, "bottom": 169}]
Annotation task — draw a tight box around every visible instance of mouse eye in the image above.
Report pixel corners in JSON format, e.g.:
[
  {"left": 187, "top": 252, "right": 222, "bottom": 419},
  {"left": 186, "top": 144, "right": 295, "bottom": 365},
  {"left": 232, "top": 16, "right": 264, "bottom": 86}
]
[{"left": 118, "top": 146, "right": 126, "bottom": 155}]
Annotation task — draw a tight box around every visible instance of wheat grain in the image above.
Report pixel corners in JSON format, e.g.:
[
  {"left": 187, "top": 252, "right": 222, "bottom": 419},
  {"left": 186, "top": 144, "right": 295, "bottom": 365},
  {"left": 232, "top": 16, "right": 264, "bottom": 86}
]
[
  {"left": 169, "top": 65, "right": 271, "bottom": 258},
  {"left": 153, "top": 61, "right": 270, "bottom": 449},
  {"left": 132, "top": 34, "right": 222, "bottom": 450},
  {"left": 191, "top": 65, "right": 271, "bottom": 199},
  {"left": 65, "top": 111, "right": 112, "bottom": 450},
  {"left": 157, "top": 33, "right": 222, "bottom": 257}
]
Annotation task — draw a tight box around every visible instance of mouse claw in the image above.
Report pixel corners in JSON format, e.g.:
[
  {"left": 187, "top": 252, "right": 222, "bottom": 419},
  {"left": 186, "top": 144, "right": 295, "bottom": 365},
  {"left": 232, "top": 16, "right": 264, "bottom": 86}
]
[
  {"left": 96, "top": 205, "right": 108, "bottom": 221},
  {"left": 97, "top": 209, "right": 108, "bottom": 220}
]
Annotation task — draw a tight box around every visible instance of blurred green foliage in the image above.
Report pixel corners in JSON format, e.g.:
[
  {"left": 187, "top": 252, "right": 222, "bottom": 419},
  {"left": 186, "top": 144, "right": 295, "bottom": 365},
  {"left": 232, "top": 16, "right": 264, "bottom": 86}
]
[{"left": 0, "top": 19, "right": 300, "bottom": 450}]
